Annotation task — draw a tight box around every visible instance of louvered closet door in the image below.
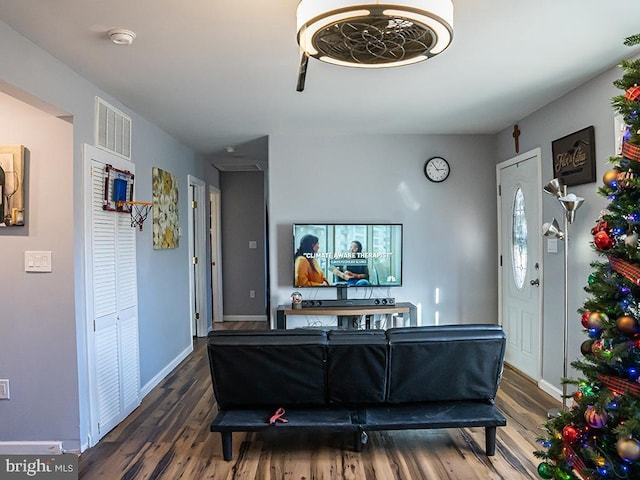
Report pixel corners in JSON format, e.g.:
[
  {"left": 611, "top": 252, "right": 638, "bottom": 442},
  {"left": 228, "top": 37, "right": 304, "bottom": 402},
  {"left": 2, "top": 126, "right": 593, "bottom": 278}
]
[{"left": 86, "top": 146, "right": 140, "bottom": 443}]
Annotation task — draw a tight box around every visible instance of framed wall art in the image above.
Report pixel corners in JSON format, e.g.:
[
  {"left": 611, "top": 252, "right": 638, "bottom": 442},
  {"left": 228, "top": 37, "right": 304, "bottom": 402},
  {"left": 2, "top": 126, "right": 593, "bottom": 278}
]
[
  {"left": 152, "top": 167, "right": 179, "bottom": 249},
  {"left": 0, "top": 145, "right": 25, "bottom": 227},
  {"left": 551, "top": 126, "right": 596, "bottom": 186}
]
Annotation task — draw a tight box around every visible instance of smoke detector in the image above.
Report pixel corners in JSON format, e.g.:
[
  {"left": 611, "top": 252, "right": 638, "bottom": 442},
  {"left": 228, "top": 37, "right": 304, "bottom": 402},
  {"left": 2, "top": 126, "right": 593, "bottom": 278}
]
[{"left": 108, "top": 29, "right": 136, "bottom": 46}]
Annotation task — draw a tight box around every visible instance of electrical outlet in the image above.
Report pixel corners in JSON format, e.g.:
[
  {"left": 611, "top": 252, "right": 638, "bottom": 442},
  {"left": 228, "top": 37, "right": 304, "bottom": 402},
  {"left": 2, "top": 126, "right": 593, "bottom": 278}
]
[
  {"left": 249, "top": 290, "right": 255, "bottom": 299},
  {"left": 0, "top": 379, "right": 9, "bottom": 399}
]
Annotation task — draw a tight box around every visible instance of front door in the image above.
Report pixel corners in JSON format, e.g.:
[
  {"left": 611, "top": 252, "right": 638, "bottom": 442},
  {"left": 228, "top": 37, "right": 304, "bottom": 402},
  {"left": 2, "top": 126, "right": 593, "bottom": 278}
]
[{"left": 497, "top": 148, "right": 542, "bottom": 380}]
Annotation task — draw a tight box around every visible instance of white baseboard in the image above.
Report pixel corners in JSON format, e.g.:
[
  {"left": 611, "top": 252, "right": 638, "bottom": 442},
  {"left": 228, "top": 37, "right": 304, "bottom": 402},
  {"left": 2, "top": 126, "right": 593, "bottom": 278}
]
[
  {"left": 223, "top": 315, "right": 268, "bottom": 322},
  {"left": 0, "top": 441, "right": 63, "bottom": 455},
  {"left": 538, "top": 378, "right": 562, "bottom": 402},
  {"left": 140, "top": 343, "right": 193, "bottom": 398}
]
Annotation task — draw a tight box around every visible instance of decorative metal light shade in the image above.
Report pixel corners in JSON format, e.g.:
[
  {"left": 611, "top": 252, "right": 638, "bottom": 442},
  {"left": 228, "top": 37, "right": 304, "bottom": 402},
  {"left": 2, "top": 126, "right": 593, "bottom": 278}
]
[
  {"left": 296, "top": 0, "right": 454, "bottom": 68},
  {"left": 543, "top": 178, "right": 565, "bottom": 198},
  {"left": 559, "top": 193, "right": 585, "bottom": 224},
  {"left": 542, "top": 218, "right": 565, "bottom": 240}
]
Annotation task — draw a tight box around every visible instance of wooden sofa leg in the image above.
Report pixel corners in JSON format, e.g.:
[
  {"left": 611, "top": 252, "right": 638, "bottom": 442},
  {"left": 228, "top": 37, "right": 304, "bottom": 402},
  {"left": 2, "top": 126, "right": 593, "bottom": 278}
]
[
  {"left": 221, "top": 432, "right": 233, "bottom": 461},
  {"left": 485, "top": 427, "right": 497, "bottom": 456}
]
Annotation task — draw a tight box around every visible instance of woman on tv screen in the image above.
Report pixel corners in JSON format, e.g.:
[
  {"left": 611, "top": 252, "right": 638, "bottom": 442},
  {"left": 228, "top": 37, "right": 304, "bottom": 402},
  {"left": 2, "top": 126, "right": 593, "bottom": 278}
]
[{"left": 294, "top": 234, "right": 331, "bottom": 287}]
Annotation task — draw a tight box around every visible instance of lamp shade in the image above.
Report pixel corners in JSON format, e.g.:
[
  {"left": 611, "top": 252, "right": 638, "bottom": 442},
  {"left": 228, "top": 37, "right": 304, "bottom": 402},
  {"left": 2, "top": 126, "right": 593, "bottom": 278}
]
[
  {"left": 543, "top": 178, "right": 565, "bottom": 198},
  {"left": 559, "top": 193, "right": 585, "bottom": 224},
  {"left": 542, "top": 218, "right": 565, "bottom": 240},
  {"left": 296, "top": 0, "right": 454, "bottom": 68}
]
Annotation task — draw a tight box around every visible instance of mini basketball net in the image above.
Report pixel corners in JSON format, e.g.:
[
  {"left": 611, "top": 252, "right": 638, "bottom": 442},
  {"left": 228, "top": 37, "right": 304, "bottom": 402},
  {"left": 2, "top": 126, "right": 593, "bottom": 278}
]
[{"left": 119, "top": 201, "right": 153, "bottom": 231}]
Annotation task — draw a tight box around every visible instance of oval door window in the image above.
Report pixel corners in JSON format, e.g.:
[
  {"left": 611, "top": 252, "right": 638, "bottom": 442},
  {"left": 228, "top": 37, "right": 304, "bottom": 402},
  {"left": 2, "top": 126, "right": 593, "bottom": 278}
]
[{"left": 512, "top": 186, "right": 528, "bottom": 289}]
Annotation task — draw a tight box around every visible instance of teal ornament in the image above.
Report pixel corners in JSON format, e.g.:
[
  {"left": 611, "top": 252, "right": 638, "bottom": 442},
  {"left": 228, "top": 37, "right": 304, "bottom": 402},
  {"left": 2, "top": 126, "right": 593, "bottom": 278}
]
[{"left": 588, "top": 272, "right": 597, "bottom": 285}]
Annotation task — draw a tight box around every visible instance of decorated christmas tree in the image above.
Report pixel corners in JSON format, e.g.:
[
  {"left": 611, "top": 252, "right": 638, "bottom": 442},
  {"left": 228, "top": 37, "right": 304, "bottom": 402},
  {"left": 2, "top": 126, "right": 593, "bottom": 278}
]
[{"left": 535, "top": 34, "right": 640, "bottom": 480}]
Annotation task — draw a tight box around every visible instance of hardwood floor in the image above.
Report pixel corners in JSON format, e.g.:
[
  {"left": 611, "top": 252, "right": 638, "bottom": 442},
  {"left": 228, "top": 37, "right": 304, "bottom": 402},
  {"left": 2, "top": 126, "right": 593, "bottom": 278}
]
[{"left": 79, "top": 321, "right": 558, "bottom": 479}]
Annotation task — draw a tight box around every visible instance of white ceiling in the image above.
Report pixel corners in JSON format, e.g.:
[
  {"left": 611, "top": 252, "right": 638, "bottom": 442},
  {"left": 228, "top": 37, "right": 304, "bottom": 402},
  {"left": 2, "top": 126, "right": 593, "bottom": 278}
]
[{"left": 1, "top": 0, "right": 640, "bottom": 159}]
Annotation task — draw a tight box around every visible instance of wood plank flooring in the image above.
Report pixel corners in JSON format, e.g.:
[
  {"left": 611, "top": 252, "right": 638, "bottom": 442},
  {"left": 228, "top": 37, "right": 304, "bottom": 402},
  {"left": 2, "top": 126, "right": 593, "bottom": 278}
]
[{"left": 79, "top": 321, "right": 558, "bottom": 479}]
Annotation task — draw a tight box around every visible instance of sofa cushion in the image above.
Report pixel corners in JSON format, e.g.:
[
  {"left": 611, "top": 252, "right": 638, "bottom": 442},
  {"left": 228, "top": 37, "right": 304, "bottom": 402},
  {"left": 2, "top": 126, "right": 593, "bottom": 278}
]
[
  {"left": 385, "top": 325, "right": 506, "bottom": 403},
  {"left": 327, "top": 329, "right": 388, "bottom": 405},
  {"left": 207, "top": 329, "right": 327, "bottom": 409}
]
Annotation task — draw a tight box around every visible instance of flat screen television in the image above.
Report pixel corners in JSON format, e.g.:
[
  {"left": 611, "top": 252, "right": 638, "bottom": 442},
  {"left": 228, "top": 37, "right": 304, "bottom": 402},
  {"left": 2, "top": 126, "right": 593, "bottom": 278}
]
[{"left": 293, "top": 223, "right": 403, "bottom": 288}]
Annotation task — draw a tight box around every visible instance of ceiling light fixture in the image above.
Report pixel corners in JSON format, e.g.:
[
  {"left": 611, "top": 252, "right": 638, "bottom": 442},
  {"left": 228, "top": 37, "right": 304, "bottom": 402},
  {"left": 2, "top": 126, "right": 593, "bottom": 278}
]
[
  {"left": 295, "top": 0, "right": 454, "bottom": 91},
  {"left": 107, "top": 29, "right": 136, "bottom": 46}
]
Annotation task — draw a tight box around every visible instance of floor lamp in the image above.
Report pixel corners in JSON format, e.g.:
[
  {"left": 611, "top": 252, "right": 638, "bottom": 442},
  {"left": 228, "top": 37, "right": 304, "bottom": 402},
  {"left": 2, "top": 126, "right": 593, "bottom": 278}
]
[{"left": 542, "top": 178, "right": 584, "bottom": 417}]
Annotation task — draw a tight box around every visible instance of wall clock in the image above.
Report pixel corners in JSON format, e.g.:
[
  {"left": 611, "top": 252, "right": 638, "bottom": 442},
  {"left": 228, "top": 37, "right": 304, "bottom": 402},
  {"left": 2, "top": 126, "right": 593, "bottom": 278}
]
[{"left": 424, "top": 156, "right": 450, "bottom": 183}]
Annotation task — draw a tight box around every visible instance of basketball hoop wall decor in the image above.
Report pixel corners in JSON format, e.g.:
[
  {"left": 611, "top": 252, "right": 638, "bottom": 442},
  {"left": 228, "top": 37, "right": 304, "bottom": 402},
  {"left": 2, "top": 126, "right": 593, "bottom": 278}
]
[
  {"left": 103, "top": 164, "right": 135, "bottom": 213},
  {"left": 0, "top": 145, "right": 26, "bottom": 228},
  {"left": 152, "top": 167, "right": 179, "bottom": 249}
]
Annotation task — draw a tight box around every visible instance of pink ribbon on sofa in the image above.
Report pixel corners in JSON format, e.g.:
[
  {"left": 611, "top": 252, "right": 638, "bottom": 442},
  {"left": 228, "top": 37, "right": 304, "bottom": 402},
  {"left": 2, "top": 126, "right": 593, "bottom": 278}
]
[{"left": 269, "top": 407, "right": 288, "bottom": 425}]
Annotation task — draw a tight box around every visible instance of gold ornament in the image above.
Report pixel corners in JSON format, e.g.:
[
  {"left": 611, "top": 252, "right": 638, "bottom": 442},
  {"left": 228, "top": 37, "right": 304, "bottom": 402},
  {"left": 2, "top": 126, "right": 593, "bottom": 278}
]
[
  {"left": 603, "top": 169, "right": 619, "bottom": 188},
  {"left": 588, "top": 312, "right": 607, "bottom": 329},
  {"left": 617, "top": 315, "right": 639, "bottom": 335},
  {"left": 617, "top": 438, "right": 640, "bottom": 461}
]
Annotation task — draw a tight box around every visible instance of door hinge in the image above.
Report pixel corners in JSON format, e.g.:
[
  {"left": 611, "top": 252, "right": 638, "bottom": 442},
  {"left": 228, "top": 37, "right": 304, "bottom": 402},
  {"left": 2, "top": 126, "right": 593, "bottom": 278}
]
[
  {"left": 93, "top": 319, "right": 96, "bottom": 331},
  {"left": 194, "top": 312, "right": 200, "bottom": 320},
  {"left": 193, "top": 256, "right": 198, "bottom": 265},
  {"left": 500, "top": 255, "right": 503, "bottom": 267},
  {"left": 192, "top": 200, "right": 197, "bottom": 209},
  {"left": 498, "top": 184, "right": 502, "bottom": 196}
]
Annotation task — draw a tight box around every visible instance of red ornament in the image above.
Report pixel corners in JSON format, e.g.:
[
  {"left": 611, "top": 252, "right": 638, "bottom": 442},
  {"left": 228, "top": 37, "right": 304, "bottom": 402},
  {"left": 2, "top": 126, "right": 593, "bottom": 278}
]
[
  {"left": 563, "top": 425, "right": 579, "bottom": 443},
  {"left": 626, "top": 85, "right": 640, "bottom": 102},
  {"left": 585, "top": 406, "right": 607, "bottom": 428},
  {"left": 581, "top": 311, "right": 591, "bottom": 329},
  {"left": 592, "top": 340, "right": 604, "bottom": 355},
  {"left": 594, "top": 230, "right": 615, "bottom": 250}
]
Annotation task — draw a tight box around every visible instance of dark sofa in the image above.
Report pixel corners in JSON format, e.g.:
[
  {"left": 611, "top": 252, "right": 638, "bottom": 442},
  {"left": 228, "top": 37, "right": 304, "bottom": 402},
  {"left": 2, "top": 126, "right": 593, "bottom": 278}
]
[{"left": 207, "top": 324, "right": 507, "bottom": 461}]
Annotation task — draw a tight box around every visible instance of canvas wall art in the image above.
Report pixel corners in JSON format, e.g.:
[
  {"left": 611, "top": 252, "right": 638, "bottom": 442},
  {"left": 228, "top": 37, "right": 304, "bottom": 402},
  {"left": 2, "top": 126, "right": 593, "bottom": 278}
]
[
  {"left": 0, "top": 145, "right": 25, "bottom": 228},
  {"left": 152, "top": 167, "right": 179, "bottom": 249}
]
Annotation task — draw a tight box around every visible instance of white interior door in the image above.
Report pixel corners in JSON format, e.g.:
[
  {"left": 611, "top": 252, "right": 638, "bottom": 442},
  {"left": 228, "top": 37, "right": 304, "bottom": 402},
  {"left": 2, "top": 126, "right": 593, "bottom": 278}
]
[
  {"left": 84, "top": 144, "right": 140, "bottom": 445},
  {"left": 188, "top": 176, "right": 207, "bottom": 336},
  {"left": 209, "top": 187, "right": 223, "bottom": 323},
  {"left": 497, "top": 148, "right": 542, "bottom": 380}
]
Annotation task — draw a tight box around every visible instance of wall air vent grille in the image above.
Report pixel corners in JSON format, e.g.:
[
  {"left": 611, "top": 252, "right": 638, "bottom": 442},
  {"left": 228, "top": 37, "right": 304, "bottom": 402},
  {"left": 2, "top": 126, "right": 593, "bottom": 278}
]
[
  {"left": 95, "top": 97, "right": 132, "bottom": 160},
  {"left": 212, "top": 163, "right": 263, "bottom": 172}
]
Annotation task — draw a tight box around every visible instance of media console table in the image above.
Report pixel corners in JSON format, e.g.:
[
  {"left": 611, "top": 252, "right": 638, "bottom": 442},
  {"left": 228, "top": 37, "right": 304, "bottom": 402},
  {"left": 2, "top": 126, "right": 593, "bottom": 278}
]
[{"left": 275, "top": 302, "right": 417, "bottom": 330}]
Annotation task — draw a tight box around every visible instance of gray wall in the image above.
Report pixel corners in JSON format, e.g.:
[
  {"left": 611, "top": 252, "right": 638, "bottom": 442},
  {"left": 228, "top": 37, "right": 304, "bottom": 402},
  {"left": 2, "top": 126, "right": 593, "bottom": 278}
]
[
  {"left": 495, "top": 65, "right": 622, "bottom": 395},
  {"left": 0, "top": 20, "right": 205, "bottom": 451},
  {"left": 268, "top": 134, "right": 499, "bottom": 327},
  {"left": 220, "top": 171, "right": 267, "bottom": 318},
  {"left": 0, "top": 91, "right": 77, "bottom": 447}
]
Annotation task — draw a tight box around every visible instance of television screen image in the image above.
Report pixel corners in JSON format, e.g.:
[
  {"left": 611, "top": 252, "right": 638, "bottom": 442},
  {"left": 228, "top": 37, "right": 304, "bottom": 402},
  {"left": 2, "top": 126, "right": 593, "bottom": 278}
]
[{"left": 293, "top": 223, "right": 403, "bottom": 288}]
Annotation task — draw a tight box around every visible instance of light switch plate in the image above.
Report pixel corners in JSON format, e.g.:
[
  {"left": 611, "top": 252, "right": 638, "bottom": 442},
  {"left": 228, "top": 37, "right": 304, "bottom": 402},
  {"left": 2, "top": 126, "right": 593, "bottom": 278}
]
[
  {"left": 25, "top": 251, "right": 52, "bottom": 272},
  {"left": 0, "top": 379, "right": 9, "bottom": 400}
]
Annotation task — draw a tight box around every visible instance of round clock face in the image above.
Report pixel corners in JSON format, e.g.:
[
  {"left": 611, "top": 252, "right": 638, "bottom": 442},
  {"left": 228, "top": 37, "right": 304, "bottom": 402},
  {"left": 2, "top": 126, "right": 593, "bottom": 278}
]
[{"left": 424, "top": 157, "right": 450, "bottom": 183}]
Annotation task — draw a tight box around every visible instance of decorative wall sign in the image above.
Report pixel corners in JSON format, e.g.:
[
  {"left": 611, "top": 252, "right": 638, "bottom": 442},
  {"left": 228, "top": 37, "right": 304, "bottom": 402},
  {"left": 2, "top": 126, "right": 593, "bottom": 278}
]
[
  {"left": 152, "top": 167, "right": 179, "bottom": 249},
  {"left": 551, "top": 126, "right": 596, "bottom": 186},
  {"left": 0, "top": 145, "right": 25, "bottom": 227}
]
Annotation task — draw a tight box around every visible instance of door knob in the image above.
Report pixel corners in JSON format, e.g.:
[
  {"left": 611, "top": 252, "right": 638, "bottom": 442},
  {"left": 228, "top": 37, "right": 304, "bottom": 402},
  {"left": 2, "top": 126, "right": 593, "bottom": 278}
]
[{"left": 530, "top": 278, "right": 540, "bottom": 286}]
